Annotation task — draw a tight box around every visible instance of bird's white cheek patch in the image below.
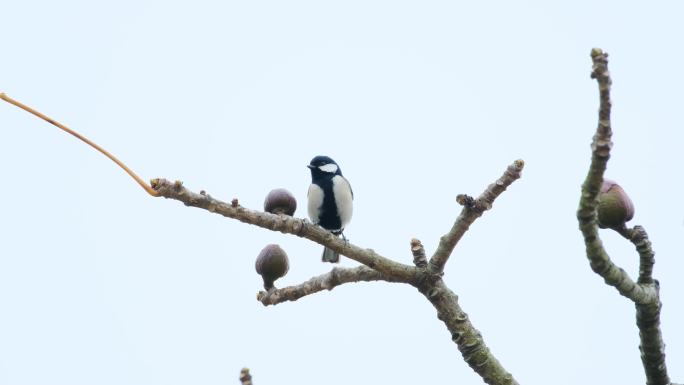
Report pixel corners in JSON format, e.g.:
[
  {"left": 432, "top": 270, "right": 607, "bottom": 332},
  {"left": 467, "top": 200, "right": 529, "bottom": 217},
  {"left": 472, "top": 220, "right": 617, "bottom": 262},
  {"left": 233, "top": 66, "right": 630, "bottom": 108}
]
[{"left": 319, "top": 163, "right": 338, "bottom": 173}]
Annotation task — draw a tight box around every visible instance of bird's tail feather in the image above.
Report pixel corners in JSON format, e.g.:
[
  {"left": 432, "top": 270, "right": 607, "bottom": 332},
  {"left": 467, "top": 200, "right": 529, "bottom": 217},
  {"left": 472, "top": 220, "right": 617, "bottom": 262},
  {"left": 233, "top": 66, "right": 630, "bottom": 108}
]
[{"left": 322, "top": 247, "right": 339, "bottom": 263}]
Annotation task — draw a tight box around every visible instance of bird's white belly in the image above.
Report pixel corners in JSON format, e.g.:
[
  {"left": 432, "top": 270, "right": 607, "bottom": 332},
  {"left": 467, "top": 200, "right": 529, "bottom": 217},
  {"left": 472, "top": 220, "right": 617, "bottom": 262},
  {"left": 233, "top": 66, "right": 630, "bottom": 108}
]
[
  {"left": 307, "top": 183, "right": 324, "bottom": 223},
  {"left": 332, "top": 175, "right": 353, "bottom": 228}
]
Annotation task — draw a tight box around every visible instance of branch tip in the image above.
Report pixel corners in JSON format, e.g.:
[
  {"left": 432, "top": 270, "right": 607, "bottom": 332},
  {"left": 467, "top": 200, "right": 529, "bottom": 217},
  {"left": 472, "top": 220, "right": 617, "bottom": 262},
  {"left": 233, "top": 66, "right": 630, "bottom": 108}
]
[
  {"left": 513, "top": 158, "right": 525, "bottom": 170},
  {"left": 410, "top": 238, "right": 428, "bottom": 268},
  {"left": 239, "top": 368, "right": 253, "bottom": 385},
  {"left": 590, "top": 47, "right": 605, "bottom": 58},
  {"left": 456, "top": 194, "right": 475, "bottom": 207}
]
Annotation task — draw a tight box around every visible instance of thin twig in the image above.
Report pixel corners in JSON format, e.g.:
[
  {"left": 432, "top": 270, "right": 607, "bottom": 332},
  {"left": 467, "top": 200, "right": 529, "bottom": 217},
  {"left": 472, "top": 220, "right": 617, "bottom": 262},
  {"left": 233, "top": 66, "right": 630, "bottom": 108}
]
[
  {"left": 429, "top": 159, "right": 524, "bottom": 273},
  {"left": 0, "top": 93, "right": 158, "bottom": 196},
  {"left": 257, "top": 266, "right": 392, "bottom": 306}
]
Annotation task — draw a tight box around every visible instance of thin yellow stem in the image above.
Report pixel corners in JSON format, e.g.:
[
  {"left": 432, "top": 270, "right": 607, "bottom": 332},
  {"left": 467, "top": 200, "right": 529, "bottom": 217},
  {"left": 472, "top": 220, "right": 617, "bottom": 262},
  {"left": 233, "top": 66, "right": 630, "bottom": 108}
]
[{"left": 1, "top": 92, "right": 159, "bottom": 197}]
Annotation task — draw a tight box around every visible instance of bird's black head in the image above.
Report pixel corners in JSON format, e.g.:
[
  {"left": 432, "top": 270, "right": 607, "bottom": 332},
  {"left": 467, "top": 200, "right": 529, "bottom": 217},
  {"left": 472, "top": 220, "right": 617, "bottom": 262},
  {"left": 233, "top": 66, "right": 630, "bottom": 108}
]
[{"left": 307, "top": 155, "right": 342, "bottom": 177}]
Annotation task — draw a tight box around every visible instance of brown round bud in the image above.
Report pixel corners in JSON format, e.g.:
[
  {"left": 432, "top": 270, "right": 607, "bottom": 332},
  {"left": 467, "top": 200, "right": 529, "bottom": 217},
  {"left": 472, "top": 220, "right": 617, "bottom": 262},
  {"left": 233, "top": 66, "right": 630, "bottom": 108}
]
[
  {"left": 255, "top": 244, "right": 289, "bottom": 290},
  {"left": 597, "top": 179, "right": 635, "bottom": 229},
  {"left": 264, "top": 188, "right": 297, "bottom": 216}
]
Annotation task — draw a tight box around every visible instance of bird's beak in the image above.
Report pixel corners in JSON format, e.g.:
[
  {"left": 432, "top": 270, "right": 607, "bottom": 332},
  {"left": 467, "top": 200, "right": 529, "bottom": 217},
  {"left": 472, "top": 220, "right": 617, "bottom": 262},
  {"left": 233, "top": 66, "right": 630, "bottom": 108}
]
[{"left": 307, "top": 165, "right": 315, "bottom": 169}]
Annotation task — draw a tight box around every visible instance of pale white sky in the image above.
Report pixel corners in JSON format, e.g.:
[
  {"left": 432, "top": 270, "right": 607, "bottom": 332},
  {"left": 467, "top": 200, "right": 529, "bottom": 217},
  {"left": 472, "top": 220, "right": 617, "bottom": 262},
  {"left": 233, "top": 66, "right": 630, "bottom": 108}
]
[{"left": 1, "top": 1, "right": 683, "bottom": 384}]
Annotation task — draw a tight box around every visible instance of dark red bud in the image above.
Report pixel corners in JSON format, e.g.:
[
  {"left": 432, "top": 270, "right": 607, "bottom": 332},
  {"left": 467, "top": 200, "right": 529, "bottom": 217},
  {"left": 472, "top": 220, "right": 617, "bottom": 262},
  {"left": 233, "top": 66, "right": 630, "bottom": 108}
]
[
  {"left": 255, "top": 244, "right": 289, "bottom": 290},
  {"left": 597, "top": 179, "right": 635, "bottom": 229},
  {"left": 264, "top": 188, "right": 297, "bottom": 216}
]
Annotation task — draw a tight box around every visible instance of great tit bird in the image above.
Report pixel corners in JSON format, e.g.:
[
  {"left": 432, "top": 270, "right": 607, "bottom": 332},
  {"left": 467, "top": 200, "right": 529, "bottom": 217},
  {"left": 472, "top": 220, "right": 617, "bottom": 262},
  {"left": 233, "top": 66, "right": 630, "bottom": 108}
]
[{"left": 307, "top": 155, "right": 353, "bottom": 263}]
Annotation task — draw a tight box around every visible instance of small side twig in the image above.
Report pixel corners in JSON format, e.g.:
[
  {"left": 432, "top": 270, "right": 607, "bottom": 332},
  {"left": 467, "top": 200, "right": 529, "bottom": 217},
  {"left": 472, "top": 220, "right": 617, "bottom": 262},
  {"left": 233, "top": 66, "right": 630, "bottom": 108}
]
[
  {"left": 257, "top": 266, "right": 392, "bottom": 306},
  {"left": 429, "top": 159, "right": 524, "bottom": 273},
  {"left": 618, "top": 225, "right": 656, "bottom": 284},
  {"left": 410, "top": 238, "right": 427, "bottom": 268}
]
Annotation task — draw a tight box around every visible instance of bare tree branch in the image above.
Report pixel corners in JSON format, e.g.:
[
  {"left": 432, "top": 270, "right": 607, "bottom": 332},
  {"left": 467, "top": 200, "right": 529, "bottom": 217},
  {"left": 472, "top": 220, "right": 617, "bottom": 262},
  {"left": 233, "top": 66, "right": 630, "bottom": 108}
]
[
  {"left": 618, "top": 225, "right": 656, "bottom": 285},
  {"left": 620, "top": 225, "right": 669, "bottom": 385},
  {"left": 576, "top": 49, "right": 658, "bottom": 304},
  {"left": 152, "top": 179, "right": 417, "bottom": 283},
  {"left": 429, "top": 159, "right": 524, "bottom": 273},
  {"left": 577, "top": 48, "right": 674, "bottom": 385},
  {"left": 418, "top": 279, "right": 519, "bottom": 385},
  {"left": 257, "top": 266, "right": 392, "bottom": 306},
  {"left": 636, "top": 286, "right": 669, "bottom": 385}
]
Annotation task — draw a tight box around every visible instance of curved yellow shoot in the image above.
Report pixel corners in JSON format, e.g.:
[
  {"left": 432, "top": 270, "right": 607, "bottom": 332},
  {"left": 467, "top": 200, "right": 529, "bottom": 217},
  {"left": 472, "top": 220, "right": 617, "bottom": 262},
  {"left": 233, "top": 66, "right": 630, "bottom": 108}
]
[{"left": 1, "top": 92, "right": 159, "bottom": 197}]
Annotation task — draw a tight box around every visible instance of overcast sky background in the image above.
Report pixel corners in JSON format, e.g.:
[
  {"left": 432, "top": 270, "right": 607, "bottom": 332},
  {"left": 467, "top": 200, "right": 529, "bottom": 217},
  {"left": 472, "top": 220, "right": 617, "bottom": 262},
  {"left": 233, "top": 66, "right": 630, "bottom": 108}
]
[{"left": 1, "top": 1, "right": 683, "bottom": 384}]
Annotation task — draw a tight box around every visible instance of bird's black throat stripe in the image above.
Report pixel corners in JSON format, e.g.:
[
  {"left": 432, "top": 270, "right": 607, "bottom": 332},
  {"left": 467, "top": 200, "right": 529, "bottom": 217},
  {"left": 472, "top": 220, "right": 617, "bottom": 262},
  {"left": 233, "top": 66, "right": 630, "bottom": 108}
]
[{"left": 313, "top": 175, "right": 344, "bottom": 233}]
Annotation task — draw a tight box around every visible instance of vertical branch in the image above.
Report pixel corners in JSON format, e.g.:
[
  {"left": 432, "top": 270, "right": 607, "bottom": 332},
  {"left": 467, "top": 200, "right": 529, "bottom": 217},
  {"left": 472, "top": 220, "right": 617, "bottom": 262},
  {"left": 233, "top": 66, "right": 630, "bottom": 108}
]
[
  {"left": 636, "top": 285, "right": 668, "bottom": 385},
  {"left": 578, "top": 48, "right": 674, "bottom": 385}
]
